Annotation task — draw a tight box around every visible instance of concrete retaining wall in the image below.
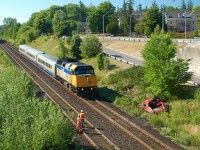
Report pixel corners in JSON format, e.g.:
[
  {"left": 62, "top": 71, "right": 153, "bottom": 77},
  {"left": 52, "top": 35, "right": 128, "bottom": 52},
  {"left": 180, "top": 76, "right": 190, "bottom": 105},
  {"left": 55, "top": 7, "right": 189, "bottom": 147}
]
[{"left": 176, "top": 43, "right": 200, "bottom": 74}]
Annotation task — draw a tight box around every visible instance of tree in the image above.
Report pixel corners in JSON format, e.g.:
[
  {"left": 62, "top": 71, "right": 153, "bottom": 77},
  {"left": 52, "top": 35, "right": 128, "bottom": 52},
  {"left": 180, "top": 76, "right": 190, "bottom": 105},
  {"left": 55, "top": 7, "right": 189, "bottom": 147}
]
[
  {"left": 152, "top": 0, "right": 157, "bottom": 7},
  {"left": 106, "top": 20, "right": 119, "bottom": 35},
  {"left": 88, "top": 1, "right": 115, "bottom": 33},
  {"left": 126, "top": 0, "right": 135, "bottom": 14},
  {"left": 58, "top": 40, "right": 68, "bottom": 58},
  {"left": 1, "top": 22, "right": 21, "bottom": 40},
  {"left": 118, "top": 0, "right": 135, "bottom": 35},
  {"left": 52, "top": 10, "right": 76, "bottom": 37},
  {"left": 135, "top": 17, "right": 146, "bottom": 34},
  {"left": 137, "top": 3, "right": 143, "bottom": 11},
  {"left": 33, "top": 10, "right": 52, "bottom": 34},
  {"left": 135, "top": 3, "right": 162, "bottom": 36},
  {"left": 181, "top": 0, "right": 186, "bottom": 11},
  {"left": 154, "top": 24, "right": 161, "bottom": 34},
  {"left": 164, "top": 6, "right": 179, "bottom": 11},
  {"left": 64, "top": 3, "right": 81, "bottom": 21},
  {"left": 97, "top": 53, "right": 110, "bottom": 70},
  {"left": 16, "top": 23, "right": 39, "bottom": 43},
  {"left": 104, "top": 56, "right": 110, "bottom": 70},
  {"left": 97, "top": 53, "right": 105, "bottom": 70},
  {"left": 87, "top": 9, "right": 99, "bottom": 32},
  {"left": 194, "top": 6, "right": 200, "bottom": 36},
  {"left": 79, "top": 1, "right": 87, "bottom": 22},
  {"left": 27, "top": 12, "right": 39, "bottom": 27},
  {"left": 80, "top": 34, "right": 102, "bottom": 58},
  {"left": 142, "top": 34, "right": 192, "bottom": 98},
  {"left": 69, "top": 34, "right": 82, "bottom": 60},
  {"left": 187, "top": 0, "right": 193, "bottom": 11},
  {"left": 3, "top": 17, "right": 17, "bottom": 27},
  {"left": 144, "top": 26, "right": 151, "bottom": 36}
]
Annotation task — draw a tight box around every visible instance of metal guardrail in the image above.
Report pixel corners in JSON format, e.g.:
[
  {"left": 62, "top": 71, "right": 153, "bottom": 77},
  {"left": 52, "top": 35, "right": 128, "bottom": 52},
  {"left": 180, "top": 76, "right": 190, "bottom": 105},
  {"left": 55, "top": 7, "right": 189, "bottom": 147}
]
[
  {"left": 105, "top": 53, "right": 137, "bottom": 66},
  {"left": 101, "top": 36, "right": 200, "bottom": 43}
]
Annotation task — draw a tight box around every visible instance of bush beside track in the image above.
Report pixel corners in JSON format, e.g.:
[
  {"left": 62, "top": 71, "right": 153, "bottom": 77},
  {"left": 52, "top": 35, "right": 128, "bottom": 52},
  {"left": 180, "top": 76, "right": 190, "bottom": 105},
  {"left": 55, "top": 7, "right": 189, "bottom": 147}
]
[{"left": 0, "top": 49, "right": 80, "bottom": 149}]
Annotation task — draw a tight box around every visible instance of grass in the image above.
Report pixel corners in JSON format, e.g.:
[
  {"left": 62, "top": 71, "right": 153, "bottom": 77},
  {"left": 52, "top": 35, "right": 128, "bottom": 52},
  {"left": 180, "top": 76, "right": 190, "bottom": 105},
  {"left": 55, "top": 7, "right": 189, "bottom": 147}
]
[
  {"left": 81, "top": 55, "right": 133, "bottom": 84},
  {"left": 30, "top": 36, "right": 61, "bottom": 57},
  {"left": 0, "top": 65, "right": 3, "bottom": 70}
]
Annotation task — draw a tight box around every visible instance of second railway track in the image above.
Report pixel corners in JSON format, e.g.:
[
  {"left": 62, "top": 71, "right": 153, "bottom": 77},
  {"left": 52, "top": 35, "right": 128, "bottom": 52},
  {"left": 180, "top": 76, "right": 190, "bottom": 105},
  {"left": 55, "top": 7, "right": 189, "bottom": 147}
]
[{"left": 0, "top": 41, "right": 183, "bottom": 150}]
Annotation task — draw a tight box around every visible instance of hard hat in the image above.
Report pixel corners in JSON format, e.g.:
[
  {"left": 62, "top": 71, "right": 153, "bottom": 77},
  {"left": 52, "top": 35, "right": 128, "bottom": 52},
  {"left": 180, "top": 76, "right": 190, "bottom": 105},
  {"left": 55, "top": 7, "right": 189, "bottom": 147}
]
[{"left": 81, "top": 110, "right": 83, "bottom": 112}]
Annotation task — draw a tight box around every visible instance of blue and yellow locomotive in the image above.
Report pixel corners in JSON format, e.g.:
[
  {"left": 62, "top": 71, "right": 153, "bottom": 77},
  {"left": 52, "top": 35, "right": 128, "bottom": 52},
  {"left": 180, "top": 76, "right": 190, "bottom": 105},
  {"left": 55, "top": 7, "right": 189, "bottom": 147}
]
[{"left": 19, "top": 45, "right": 97, "bottom": 95}]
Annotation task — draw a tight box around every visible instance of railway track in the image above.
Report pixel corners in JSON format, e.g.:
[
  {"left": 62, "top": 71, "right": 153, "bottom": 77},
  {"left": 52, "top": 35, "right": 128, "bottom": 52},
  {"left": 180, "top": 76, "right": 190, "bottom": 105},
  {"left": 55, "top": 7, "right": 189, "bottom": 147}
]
[
  {"left": 0, "top": 41, "right": 116, "bottom": 150},
  {"left": 0, "top": 41, "right": 183, "bottom": 150}
]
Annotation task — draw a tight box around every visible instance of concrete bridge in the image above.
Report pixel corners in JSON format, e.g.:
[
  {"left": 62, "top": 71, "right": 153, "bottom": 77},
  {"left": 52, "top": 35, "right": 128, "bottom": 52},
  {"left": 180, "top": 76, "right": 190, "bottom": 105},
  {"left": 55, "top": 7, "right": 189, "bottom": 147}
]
[{"left": 176, "top": 43, "right": 200, "bottom": 75}]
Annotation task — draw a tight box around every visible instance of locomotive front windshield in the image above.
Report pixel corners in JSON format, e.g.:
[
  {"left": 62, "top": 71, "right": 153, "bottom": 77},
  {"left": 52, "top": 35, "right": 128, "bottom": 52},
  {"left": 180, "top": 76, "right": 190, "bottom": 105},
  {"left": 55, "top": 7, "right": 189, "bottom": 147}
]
[{"left": 75, "top": 66, "right": 94, "bottom": 75}]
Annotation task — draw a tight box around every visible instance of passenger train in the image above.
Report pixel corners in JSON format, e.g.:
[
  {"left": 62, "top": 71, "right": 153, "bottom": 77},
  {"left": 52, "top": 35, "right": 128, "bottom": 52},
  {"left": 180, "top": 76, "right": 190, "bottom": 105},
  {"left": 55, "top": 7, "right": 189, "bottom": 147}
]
[{"left": 19, "top": 45, "right": 97, "bottom": 96}]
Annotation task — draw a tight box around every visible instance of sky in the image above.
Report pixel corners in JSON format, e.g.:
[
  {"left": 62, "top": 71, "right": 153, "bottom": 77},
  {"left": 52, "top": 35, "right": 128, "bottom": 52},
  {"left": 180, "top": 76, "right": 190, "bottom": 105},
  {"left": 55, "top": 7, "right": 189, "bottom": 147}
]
[{"left": 0, "top": 0, "right": 199, "bottom": 25}]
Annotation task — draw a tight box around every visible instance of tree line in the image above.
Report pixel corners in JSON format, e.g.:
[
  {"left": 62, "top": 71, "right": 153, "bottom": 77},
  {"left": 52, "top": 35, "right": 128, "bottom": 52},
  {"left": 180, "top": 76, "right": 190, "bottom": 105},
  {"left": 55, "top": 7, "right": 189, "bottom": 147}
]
[{"left": 1, "top": 0, "right": 199, "bottom": 43}]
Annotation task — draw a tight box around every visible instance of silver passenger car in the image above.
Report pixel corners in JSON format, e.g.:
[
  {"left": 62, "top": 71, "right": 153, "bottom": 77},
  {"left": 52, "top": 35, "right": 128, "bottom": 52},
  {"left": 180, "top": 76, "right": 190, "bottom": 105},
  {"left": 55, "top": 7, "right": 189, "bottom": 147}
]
[
  {"left": 19, "top": 45, "right": 43, "bottom": 63},
  {"left": 37, "top": 53, "right": 58, "bottom": 77}
]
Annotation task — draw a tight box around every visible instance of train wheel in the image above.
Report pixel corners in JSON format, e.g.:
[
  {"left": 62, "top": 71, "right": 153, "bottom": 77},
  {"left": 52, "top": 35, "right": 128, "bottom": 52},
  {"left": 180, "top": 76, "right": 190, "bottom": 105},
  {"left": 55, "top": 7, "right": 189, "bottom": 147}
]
[
  {"left": 69, "top": 84, "right": 72, "bottom": 91},
  {"left": 65, "top": 83, "right": 69, "bottom": 89}
]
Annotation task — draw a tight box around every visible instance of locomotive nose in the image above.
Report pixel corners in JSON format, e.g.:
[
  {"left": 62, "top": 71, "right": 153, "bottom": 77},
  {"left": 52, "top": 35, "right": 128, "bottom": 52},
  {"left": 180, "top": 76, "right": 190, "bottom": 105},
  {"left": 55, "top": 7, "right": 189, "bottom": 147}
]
[{"left": 85, "top": 76, "right": 91, "bottom": 83}]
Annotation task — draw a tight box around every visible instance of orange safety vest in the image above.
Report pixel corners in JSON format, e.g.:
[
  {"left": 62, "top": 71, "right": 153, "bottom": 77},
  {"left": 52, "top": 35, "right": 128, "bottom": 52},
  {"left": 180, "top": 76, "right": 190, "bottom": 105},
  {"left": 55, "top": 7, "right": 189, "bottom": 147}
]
[
  {"left": 77, "top": 117, "right": 82, "bottom": 128},
  {"left": 80, "top": 112, "right": 85, "bottom": 119}
]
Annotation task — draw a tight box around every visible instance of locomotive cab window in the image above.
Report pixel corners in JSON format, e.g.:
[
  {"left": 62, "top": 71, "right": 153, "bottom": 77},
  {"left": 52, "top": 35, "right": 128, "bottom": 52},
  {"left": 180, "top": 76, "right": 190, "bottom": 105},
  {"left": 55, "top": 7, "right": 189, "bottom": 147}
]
[
  {"left": 75, "top": 66, "right": 94, "bottom": 75},
  {"left": 71, "top": 70, "right": 75, "bottom": 75}
]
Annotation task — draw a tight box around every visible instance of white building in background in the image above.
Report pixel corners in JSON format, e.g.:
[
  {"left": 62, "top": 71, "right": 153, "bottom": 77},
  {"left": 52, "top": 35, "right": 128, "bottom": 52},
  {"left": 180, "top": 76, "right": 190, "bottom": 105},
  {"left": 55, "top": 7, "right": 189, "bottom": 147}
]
[{"left": 133, "top": 10, "right": 199, "bottom": 32}]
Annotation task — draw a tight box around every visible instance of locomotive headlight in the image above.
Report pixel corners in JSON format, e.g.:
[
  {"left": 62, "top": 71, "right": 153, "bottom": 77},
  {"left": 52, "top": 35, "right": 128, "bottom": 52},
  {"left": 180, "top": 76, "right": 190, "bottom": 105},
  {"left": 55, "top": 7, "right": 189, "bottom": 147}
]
[
  {"left": 82, "top": 88, "right": 84, "bottom": 90},
  {"left": 91, "top": 88, "right": 93, "bottom": 90}
]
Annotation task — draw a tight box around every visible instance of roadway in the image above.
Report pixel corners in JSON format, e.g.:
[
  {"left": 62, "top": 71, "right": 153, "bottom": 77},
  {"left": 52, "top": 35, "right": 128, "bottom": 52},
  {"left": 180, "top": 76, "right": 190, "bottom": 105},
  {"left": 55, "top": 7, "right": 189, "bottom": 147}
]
[{"left": 102, "top": 45, "right": 200, "bottom": 85}]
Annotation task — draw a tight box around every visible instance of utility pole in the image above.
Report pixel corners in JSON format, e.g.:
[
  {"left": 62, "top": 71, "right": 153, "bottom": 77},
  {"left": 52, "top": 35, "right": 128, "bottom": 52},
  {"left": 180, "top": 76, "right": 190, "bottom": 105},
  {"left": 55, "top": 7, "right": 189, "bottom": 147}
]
[
  {"left": 162, "top": 7, "right": 164, "bottom": 34},
  {"left": 185, "top": 10, "right": 187, "bottom": 39},
  {"left": 86, "top": 17, "right": 88, "bottom": 35},
  {"left": 103, "top": 11, "right": 110, "bottom": 39},
  {"left": 129, "top": 15, "right": 132, "bottom": 37},
  {"left": 161, "top": 5, "right": 164, "bottom": 34}
]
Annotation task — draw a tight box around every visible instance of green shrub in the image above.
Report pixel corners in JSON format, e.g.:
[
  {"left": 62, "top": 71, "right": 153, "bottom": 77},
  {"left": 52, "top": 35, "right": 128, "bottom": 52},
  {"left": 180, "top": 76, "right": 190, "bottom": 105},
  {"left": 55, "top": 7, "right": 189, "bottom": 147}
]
[
  {"left": 104, "top": 56, "right": 110, "bottom": 71},
  {"left": 191, "top": 107, "right": 200, "bottom": 124},
  {"left": 194, "top": 88, "right": 200, "bottom": 100},
  {"left": 66, "top": 36, "right": 71, "bottom": 44},
  {"left": 150, "top": 115, "right": 164, "bottom": 128},
  {"left": 97, "top": 53, "right": 104, "bottom": 70},
  {"left": 113, "top": 96, "right": 142, "bottom": 117},
  {"left": 0, "top": 50, "right": 12, "bottom": 67},
  {"left": 0, "top": 67, "right": 79, "bottom": 149},
  {"left": 189, "top": 134, "right": 200, "bottom": 146},
  {"left": 107, "top": 66, "right": 144, "bottom": 94}
]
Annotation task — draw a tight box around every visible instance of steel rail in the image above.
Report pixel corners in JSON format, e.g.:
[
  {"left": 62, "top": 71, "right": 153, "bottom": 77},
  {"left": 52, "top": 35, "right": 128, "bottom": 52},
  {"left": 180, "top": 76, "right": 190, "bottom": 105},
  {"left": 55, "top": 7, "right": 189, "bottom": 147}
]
[{"left": 0, "top": 43, "right": 120, "bottom": 150}]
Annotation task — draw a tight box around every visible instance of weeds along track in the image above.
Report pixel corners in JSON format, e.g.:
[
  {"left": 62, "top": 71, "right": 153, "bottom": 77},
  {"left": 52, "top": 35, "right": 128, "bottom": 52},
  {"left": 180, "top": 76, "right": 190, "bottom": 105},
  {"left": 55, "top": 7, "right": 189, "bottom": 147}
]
[{"left": 0, "top": 41, "right": 183, "bottom": 150}]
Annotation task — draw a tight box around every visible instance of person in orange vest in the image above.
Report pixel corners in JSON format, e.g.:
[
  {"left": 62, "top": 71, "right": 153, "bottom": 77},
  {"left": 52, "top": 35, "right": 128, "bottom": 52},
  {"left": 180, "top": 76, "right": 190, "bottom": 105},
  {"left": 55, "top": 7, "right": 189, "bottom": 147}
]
[
  {"left": 76, "top": 114, "right": 83, "bottom": 133},
  {"left": 80, "top": 110, "right": 87, "bottom": 128}
]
